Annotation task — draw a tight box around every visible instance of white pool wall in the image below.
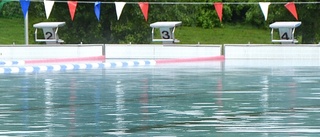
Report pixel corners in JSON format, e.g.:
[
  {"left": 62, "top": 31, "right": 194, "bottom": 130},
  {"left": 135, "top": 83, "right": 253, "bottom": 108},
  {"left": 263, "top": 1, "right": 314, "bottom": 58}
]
[
  {"left": 0, "top": 44, "right": 222, "bottom": 60},
  {"left": 1, "top": 44, "right": 320, "bottom": 60},
  {"left": 0, "top": 44, "right": 103, "bottom": 60},
  {"left": 104, "top": 44, "right": 222, "bottom": 59},
  {"left": 224, "top": 44, "right": 320, "bottom": 59}
]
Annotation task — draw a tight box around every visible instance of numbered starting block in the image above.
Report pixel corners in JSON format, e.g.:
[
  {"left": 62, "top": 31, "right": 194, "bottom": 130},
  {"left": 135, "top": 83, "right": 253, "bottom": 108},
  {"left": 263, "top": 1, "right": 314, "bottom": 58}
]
[
  {"left": 33, "top": 22, "right": 66, "bottom": 44},
  {"left": 269, "top": 21, "right": 301, "bottom": 44},
  {"left": 150, "top": 21, "right": 182, "bottom": 44}
]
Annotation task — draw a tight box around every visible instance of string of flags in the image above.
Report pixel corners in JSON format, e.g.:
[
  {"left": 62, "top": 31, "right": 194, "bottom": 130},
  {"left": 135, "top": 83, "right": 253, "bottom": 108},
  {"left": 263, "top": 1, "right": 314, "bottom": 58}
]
[{"left": 1, "top": 1, "right": 300, "bottom": 21}]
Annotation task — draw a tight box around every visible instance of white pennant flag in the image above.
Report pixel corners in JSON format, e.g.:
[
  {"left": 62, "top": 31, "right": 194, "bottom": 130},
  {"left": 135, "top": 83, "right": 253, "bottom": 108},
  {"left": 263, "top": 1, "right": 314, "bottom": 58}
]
[
  {"left": 44, "top": 0, "right": 54, "bottom": 19},
  {"left": 115, "top": 2, "right": 126, "bottom": 20},
  {"left": 259, "top": 2, "right": 270, "bottom": 21}
]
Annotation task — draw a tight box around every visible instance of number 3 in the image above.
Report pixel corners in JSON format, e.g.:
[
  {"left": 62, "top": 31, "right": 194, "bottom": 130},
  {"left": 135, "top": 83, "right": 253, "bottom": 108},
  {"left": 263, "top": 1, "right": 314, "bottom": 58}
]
[{"left": 162, "top": 31, "right": 170, "bottom": 39}]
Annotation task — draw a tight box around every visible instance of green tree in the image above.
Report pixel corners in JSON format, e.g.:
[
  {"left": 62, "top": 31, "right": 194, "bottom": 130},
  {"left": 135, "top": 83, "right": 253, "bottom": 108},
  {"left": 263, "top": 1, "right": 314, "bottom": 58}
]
[
  {"left": 0, "top": 1, "right": 22, "bottom": 18},
  {"left": 296, "top": 1, "right": 320, "bottom": 43},
  {"left": 1, "top": 0, "right": 319, "bottom": 44}
]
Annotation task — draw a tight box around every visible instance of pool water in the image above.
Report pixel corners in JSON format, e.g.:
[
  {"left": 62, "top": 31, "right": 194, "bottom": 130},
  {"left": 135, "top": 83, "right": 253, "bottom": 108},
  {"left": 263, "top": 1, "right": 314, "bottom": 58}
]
[{"left": 1, "top": 60, "right": 320, "bottom": 136}]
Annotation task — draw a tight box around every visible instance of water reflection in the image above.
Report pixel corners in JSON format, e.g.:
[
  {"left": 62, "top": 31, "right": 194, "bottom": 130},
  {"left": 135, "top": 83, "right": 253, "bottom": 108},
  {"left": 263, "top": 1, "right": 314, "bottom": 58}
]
[
  {"left": 44, "top": 78, "right": 53, "bottom": 137},
  {"left": 68, "top": 78, "right": 77, "bottom": 137},
  {"left": 1, "top": 61, "right": 320, "bottom": 136},
  {"left": 109, "top": 80, "right": 129, "bottom": 135}
]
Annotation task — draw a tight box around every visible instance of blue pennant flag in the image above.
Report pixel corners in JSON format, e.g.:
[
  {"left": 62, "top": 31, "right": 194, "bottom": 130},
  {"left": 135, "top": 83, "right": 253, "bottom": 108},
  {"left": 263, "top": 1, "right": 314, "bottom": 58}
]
[
  {"left": 20, "top": 0, "right": 30, "bottom": 18},
  {"left": 94, "top": 1, "right": 101, "bottom": 21}
]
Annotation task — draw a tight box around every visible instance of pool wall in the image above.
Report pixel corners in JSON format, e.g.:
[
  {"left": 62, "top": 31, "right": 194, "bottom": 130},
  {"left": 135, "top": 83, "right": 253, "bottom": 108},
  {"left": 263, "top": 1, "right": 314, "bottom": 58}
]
[
  {"left": 224, "top": 44, "right": 320, "bottom": 59},
  {"left": 0, "top": 44, "right": 222, "bottom": 60},
  {"left": 1, "top": 44, "right": 320, "bottom": 59},
  {"left": 0, "top": 44, "right": 103, "bottom": 60},
  {"left": 104, "top": 44, "right": 222, "bottom": 59}
]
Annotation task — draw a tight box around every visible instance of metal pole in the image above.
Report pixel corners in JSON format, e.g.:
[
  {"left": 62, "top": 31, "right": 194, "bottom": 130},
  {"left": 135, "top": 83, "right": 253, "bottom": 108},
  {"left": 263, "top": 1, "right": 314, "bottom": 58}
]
[{"left": 24, "top": 11, "right": 29, "bottom": 45}]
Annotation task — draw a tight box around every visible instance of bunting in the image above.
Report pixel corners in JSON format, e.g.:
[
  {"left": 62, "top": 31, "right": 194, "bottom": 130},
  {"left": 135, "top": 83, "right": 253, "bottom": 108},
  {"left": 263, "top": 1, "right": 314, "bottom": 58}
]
[
  {"left": 285, "top": 2, "right": 298, "bottom": 20},
  {"left": 94, "top": 2, "right": 101, "bottom": 21},
  {"left": 44, "top": 0, "right": 54, "bottom": 19},
  {"left": 68, "top": 1, "right": 78, "bottom": 21},
  {"left": 139, "top": 2, "right": 149, "bottom": 22},
  {"left": 115, "top": 2, "right": 126, "bottom": 20},
  {"left": 213, "top": 2, "right": 223, "bottom": 22},
  {"left": 1, "top": 1, "right": 306, "bottom": 22},
  {"left": 20, "top": 0, "right": 30, "bottom": 18},
  {"left": 259, "top": 2, "right": 270, "bottom": 21}
]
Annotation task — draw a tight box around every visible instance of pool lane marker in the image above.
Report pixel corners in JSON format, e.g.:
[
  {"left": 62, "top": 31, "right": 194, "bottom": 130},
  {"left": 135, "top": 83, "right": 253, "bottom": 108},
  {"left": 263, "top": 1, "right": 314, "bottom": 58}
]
[
  {"left": 0, "top": 60, "right": 156, "bottom": 74},
  {"left": 156, "top": 56, "right": 225, "bottom": 64},
  {"left": 0, "top": 56, "right": 224, "bottom": 74},
  {"left": 0, "top": 60, "right": 25, "bottom": 66},
  {"left": 0, "top": 56, "right": 105, "bottom": 66}
]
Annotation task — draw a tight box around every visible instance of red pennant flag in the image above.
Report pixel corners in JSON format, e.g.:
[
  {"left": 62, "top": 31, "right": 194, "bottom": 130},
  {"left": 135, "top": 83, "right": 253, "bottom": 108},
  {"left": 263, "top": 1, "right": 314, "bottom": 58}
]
[
  {"left": 139, "top": 2, "right": 149, "bottom": 21},
  {"left": 68, "top": 1, "right": 77, "bottom": 21},
  {"left": 214, "top": 2, "right": 223, "bottom": 22},
  {"left": 285, "top": 2, "right": 298, "bottom": 20}
]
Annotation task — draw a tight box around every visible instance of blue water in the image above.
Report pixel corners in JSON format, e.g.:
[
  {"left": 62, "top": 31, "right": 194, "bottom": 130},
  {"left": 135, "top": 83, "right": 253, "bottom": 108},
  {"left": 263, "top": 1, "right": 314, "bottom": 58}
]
[{"left": 1, "top": 60, "right": 320, "bottom": 136}]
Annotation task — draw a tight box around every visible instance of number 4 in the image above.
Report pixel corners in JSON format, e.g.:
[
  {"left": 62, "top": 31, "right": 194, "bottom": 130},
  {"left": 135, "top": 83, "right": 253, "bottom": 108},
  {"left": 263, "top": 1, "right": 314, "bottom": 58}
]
[{"left": 281, "top": 32, "right": 289, "bottom": 40}]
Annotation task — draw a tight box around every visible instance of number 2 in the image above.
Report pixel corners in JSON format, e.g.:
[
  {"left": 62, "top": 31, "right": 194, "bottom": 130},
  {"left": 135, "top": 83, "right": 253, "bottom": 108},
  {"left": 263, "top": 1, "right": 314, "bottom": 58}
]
[{"left": 46, "top": 32, "right": 53, "bottom": 39}]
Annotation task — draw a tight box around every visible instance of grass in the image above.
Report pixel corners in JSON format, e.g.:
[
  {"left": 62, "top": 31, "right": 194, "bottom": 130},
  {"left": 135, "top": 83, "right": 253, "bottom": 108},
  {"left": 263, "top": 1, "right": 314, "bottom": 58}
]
[
  {"left": 0, "top": 17, "right": 273, "bottom": 44},
  {"left": 175, "top": 25, "right": 272, "bottom": 44},
  {"left": 0, "top": 18, "right": 25, "bottom": 44}
]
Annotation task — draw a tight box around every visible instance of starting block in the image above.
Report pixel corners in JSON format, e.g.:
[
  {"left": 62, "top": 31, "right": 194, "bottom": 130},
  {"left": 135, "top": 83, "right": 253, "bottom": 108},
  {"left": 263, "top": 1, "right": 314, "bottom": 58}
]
[
  {"left": 269, "top": 21, "right": 301, "bottom": 44},
  {"left": 150, "top": 21, "right": 182, "bottom": 44},
  {"left": 33, "top": 22, "right": 66, "bottom": 44}
]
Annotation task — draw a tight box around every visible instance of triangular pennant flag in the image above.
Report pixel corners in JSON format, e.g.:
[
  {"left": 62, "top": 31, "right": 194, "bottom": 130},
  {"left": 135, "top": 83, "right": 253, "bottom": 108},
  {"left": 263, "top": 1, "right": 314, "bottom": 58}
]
[
  {"left": 0, "top": 0, "right": 12, "bottom": 12},
  {"left": 213, "top": 2, "right": 223, "bottom": 22},
  {"left": 115, "top": 2, "right": 126, "bottom": 20},
  {"left": 259, "top": 2, "right": 270, "bottom": 21},
  {"left": 44, "top": 0, "right": 54, "bottom": 19},
  {"left": 20, "top": 0, "right": 30, "bottom": 18},
  {"left": 94, "top": 1, "right": 101, "bottom": 21},
  {"left": 138, "top": 2, "right": 149, "bottom": 21},
  {"left": 285, "top": 2, "right": 298, "bottom": 20},
  {"left": 68, "top": 1, "right": 78, "bottom": 21}
]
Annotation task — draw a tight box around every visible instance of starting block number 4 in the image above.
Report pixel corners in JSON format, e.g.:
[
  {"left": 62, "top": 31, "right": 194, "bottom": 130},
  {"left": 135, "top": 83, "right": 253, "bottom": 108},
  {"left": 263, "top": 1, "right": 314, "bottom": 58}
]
[
  {"left": 269, "top": 21, "right": 301, "bottom": 44},
  {"left": 279, "top": 28, "right": 292, "bottom": 40}
]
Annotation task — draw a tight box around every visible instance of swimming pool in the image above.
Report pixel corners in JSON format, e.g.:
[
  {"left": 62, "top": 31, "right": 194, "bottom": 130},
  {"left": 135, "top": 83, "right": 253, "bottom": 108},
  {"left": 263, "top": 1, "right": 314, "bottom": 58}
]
[{"left": 1, "top": 60, "right": 320, "bottom": 136}]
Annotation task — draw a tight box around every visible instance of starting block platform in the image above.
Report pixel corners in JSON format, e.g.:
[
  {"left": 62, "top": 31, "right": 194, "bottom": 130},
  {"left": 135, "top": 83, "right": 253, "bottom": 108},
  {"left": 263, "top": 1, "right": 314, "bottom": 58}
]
[
  {"left": 150, "top": 21, "right": 182, "bottom": 44},
  {"left": 269, "top": 21, "right": 301, "bottom": 44},
  {"left": 33, "top": 22, "right": 66, "bottom": 44}
]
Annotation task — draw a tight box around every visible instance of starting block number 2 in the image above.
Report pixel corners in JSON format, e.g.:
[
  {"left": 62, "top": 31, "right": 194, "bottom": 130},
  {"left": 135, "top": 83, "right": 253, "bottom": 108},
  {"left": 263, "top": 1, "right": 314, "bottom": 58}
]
[{"left": 43, "top": 28, "right": 56, "bottom": 40}]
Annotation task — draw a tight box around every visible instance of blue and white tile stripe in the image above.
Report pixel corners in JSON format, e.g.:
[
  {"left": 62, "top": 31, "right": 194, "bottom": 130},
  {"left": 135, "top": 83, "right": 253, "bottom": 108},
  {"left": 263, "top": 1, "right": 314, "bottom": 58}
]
[
  {"left": 0, "top": 60, "right": 25, "bottom": 66},
  {"left": 0, "top": 60, "right": 156, "bottom": 74}
]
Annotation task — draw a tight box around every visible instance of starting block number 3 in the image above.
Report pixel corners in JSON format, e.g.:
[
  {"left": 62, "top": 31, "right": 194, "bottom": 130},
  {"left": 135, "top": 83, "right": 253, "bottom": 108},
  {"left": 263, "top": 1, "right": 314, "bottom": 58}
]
[{"left": 160, "top": 28, "right": 172, "bottom": 39}]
